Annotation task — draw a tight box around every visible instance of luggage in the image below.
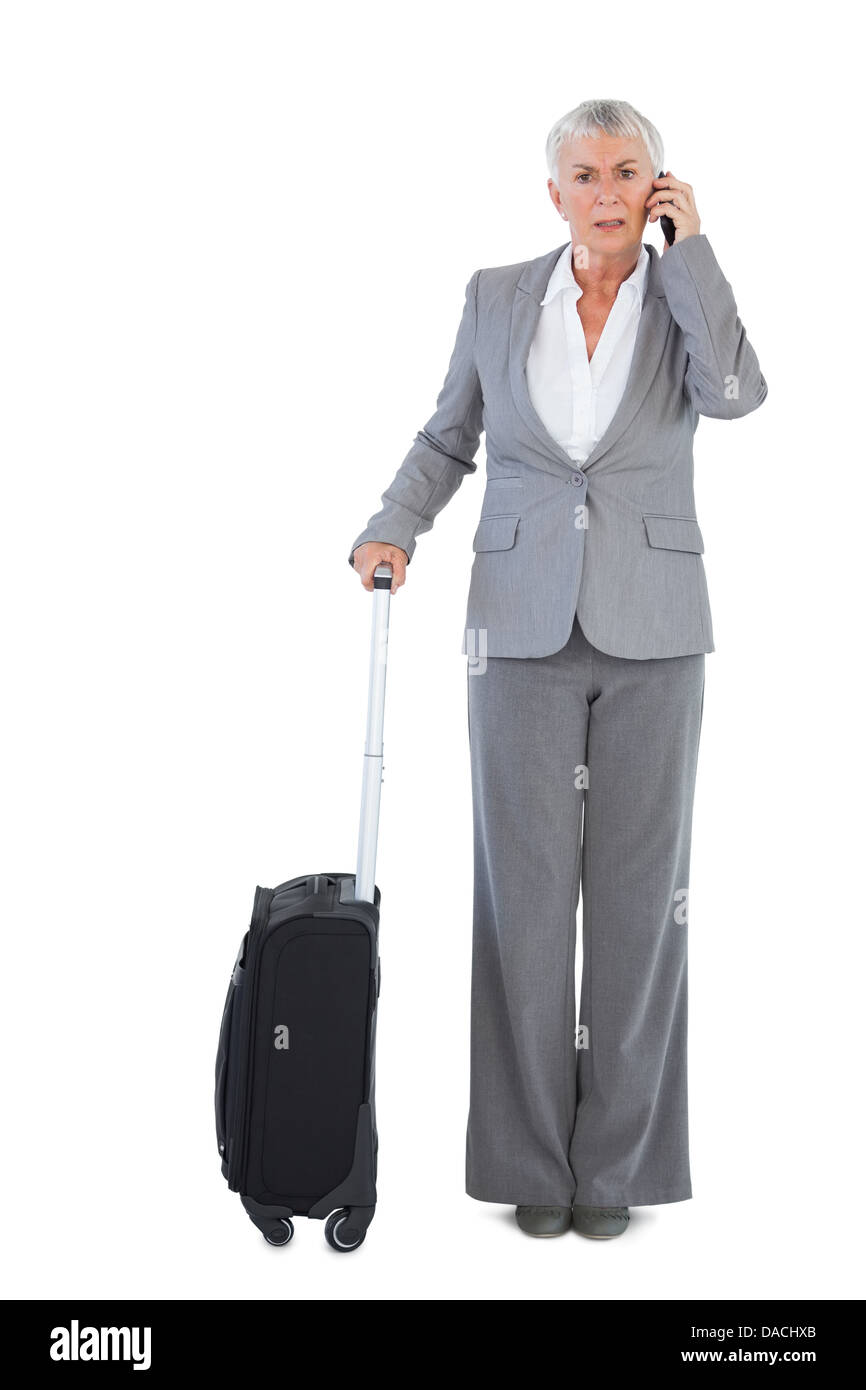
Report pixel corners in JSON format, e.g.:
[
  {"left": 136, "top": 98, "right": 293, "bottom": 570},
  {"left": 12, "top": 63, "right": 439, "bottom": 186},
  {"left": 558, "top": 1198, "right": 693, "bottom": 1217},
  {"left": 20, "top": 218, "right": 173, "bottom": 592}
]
[{"left": 214, "top": 563, "right": 393, "bottom": 1252}]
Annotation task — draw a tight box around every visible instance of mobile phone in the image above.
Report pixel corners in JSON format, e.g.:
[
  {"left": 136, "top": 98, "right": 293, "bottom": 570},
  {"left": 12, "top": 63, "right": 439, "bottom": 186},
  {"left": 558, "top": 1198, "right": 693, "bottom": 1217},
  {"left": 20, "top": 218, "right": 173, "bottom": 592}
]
[{"left": 657, "top": 170, "right": 676, "bottom": 246}]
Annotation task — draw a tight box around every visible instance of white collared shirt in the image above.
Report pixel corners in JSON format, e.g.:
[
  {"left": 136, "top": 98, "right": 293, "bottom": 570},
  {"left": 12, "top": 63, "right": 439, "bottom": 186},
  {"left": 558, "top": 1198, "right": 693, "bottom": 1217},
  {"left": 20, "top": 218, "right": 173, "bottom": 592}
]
[{"left": 526, "top": 242, "right": 649, "bottom": 464}]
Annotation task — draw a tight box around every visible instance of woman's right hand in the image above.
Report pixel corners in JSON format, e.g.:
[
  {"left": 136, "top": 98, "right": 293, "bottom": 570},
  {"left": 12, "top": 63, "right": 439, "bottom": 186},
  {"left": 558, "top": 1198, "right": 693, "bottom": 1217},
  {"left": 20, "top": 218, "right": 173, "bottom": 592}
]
[{"left": 351, "top": 542, "right": 409, "bottom": 594}]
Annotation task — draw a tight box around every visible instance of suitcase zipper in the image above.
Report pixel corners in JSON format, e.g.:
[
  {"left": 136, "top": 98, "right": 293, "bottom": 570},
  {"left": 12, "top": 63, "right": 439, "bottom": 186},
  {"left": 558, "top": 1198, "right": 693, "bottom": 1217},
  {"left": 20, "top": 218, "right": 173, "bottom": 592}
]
[{"left": 230, "top": 884, "right": 274, "bottom": 1190}]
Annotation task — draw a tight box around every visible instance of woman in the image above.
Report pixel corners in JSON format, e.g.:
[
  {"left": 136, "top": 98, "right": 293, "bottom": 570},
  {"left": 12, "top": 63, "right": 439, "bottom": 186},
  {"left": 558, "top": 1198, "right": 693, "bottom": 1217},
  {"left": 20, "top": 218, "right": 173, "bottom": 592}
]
[{"left": 348, "top": 98, "right": 767, "bottom": 1240}]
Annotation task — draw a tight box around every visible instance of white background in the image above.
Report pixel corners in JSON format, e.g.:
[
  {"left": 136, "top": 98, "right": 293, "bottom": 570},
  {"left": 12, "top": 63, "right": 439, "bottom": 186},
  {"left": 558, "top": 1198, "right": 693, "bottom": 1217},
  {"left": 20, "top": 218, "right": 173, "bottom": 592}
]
[{"left": 2, "top": 0, "right": 863, "bottom": 1302}]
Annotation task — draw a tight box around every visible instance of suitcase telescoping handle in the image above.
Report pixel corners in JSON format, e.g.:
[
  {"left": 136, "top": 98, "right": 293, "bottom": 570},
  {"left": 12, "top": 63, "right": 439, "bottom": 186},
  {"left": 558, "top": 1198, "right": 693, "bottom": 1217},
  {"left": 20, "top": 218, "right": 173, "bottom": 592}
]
[{"left": 354, "top": 562, "right": 392, "bottom": 906}]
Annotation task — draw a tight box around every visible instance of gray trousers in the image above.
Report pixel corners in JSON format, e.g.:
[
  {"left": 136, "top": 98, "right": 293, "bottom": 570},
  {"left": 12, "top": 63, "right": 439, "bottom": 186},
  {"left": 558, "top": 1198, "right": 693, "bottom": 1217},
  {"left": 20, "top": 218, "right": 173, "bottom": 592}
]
[{"left": 464, "top": 614, "right": 706, "bottom": 1208}]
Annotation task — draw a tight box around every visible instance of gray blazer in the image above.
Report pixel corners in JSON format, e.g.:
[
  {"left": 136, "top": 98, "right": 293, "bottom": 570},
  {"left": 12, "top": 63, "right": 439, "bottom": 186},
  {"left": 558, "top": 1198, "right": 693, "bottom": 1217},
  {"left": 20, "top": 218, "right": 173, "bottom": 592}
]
[{"left": 348, "top": 234, "right": 767, "bottom": 659}]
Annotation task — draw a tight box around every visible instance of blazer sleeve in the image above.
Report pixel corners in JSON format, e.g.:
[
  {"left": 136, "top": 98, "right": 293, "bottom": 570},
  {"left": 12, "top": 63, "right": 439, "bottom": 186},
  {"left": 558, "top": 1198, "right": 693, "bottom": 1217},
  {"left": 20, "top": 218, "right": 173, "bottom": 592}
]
[
  {"left": 347, "top": 269, "right": 484, "bottom": 567},
  {"left": 658, "top": 233, "right": 768, "bottom": 420}
]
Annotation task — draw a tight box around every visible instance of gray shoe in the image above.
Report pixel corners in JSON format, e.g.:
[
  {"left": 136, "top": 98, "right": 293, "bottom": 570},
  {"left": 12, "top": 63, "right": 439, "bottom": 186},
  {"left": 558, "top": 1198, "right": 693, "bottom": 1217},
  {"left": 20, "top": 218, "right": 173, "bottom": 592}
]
[
  {"left": 572, "top": 1204, "right": 630, "bottom": 1238},
  {"left": 515, "top": 1205, "right": 572, "bottom": 1237}
]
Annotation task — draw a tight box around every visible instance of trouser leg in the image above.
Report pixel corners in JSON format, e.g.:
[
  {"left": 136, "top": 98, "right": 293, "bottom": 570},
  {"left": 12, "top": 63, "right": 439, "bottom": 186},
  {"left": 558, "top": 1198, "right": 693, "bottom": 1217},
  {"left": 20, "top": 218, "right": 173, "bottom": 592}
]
[
  {"left": 568, "top": 624, "right": 706, "bottom": 1206},
  {"left": 464, "top": 619, "right": 590, "bottom": 1205}
]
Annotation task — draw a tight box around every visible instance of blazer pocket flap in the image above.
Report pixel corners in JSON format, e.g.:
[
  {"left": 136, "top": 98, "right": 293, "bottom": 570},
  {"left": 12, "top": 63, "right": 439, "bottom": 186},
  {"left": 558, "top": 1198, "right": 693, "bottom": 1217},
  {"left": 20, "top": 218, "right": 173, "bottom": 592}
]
[
  {"left": 643, "top": 514, "right": 704, "bottom": 553},
  {"left": 473, "top": 514, "right": 520, "bottom": 552}
]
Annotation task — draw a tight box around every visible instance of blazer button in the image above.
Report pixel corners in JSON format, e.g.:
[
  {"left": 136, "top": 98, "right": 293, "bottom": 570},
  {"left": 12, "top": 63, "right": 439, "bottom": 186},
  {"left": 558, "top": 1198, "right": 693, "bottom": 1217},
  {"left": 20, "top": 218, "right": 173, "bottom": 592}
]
[{"left": 571, "top": 472, "right": 585, "bottom": 486}]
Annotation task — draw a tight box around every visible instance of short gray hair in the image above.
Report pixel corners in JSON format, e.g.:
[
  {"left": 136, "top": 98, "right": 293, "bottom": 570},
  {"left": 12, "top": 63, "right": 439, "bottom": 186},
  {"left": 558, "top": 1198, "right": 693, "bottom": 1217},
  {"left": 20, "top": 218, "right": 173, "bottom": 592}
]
[{"left": 546, "top": 99, "right": 664, "bottom": 187}]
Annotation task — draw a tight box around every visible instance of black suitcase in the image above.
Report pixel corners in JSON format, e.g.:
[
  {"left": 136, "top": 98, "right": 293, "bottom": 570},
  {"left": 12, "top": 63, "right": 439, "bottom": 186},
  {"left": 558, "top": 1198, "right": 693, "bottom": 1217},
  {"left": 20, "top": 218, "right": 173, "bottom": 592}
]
[{"left": 214, "top": 564, "right": 393, "bottom": 1253}]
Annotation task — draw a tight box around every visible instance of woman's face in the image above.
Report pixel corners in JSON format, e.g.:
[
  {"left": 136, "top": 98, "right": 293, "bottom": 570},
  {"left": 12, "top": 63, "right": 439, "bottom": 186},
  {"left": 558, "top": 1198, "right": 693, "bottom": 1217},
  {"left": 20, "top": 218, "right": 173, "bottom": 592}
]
[{"left": 549, "top": 134, "right": 654, "bottom": 257}]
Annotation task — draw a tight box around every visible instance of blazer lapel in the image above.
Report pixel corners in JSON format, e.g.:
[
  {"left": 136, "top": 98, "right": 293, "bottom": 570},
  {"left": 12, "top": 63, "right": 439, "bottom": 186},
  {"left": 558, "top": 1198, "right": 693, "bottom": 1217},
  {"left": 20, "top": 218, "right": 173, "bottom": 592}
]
[{"left": 508, "top": 240, "right": 672, "bottom": 476}]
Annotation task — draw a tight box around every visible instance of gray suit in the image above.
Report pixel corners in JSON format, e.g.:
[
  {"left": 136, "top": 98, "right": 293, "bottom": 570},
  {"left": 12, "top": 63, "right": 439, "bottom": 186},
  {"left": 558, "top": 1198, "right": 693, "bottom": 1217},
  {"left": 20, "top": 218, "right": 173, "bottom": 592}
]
[
  {"left": 348, "top": 233, "right": 767, "bottom": 659},
  {"left": 349, "top": 235, "right": 767, "bottom": 1209}
]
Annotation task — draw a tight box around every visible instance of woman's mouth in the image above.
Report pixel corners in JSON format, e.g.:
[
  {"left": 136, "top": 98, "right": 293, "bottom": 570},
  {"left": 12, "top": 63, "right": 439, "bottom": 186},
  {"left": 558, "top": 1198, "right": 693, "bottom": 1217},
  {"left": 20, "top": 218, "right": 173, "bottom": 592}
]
[{"left": 594, "top": 219, "right": 625, "bottom": 229}]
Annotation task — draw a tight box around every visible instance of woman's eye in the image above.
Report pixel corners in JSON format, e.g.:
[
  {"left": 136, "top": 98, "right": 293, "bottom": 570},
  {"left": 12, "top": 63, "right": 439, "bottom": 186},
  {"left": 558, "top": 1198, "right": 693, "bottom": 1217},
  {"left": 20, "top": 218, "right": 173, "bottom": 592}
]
[{"left": 574, "top": 170, "right": 636, "bottom": 182}]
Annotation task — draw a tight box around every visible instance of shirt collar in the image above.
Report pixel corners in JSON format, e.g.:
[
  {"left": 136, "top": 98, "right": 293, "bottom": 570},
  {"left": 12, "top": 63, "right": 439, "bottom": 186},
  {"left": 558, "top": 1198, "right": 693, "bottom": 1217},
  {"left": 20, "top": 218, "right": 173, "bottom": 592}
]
[{"left": 539, "top": 241, "right": 649, "bottom": 307}]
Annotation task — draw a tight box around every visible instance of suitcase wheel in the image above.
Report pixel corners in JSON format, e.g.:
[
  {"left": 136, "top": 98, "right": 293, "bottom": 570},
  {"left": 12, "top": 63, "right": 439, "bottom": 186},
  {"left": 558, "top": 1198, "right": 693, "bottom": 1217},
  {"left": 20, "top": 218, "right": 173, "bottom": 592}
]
[
  {"left": 324, "top": 1208, "right": 367, "bottom": 1253},
  {"left": 264, "top": 1218, "right": 294, "bottom": 1247}
]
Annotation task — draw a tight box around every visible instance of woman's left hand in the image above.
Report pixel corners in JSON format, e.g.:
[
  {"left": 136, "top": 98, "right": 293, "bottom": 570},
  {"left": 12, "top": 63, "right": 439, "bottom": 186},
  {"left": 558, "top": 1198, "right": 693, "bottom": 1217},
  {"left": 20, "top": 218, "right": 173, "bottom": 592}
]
[{"left": 646, "top": 172, "right": 701, "bottom": 250}]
